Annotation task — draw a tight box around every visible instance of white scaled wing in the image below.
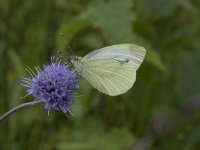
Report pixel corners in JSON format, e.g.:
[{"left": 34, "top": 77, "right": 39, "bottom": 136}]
[{"left": 80, "top": 44, "right": 146, "bottom": 96}]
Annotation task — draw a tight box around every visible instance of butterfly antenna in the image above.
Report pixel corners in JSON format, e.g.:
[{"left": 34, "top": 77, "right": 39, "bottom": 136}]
[
  {"left": 60, "top": 32, "right": 74, "bottom": 57},
  {"left": 67, "top": 44, "right": 74, "bottom": 56}
]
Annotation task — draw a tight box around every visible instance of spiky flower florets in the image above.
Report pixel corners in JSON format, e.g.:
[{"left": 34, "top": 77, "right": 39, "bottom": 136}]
[{"left": 19, "top": 57, "right": 79, "bottom": 114}]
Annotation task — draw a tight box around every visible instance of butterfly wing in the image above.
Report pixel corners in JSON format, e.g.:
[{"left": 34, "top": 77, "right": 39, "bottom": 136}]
[{"left": 80, "top": 44, "right": 146, "bottom": 96}]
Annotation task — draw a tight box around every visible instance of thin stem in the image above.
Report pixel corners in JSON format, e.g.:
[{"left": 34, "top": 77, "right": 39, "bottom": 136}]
[{"left": 0, "top": 101, "right": 43, "bottom": 122}]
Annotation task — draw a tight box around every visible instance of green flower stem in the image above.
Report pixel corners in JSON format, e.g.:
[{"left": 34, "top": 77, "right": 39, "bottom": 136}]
[{"left": 0, "top": 101, "right": 42, "bottom": 122}]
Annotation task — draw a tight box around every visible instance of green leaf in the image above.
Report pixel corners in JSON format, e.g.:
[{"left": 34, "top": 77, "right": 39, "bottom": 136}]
[
  {"left": 138, "top": 0, "right": 178, "bottom": 19},
  {"left": 133, "top": 20, "right": 153, "bottom": 40},
  {"left": 58, "top": 142, "right": 95, "bottom": 150},
  {"left": 174, "top": 51, "right": 200, "bottom": 100},
  {"left": 57, "top": 127, "right": 134, "bottom": 150},
  {"left": 178, "top": 0, "right": 198, "bottom": 14},
  {"left": 84, "top": 0, "right": 134, "bottom": 43},
  {"left": 146, "top": 49, "right": 167, "bottom": 72},
  {"left": 103, "top": 128, "right": 135, "bottom": 150},
  {"left": 8, "top": 50, "right": 24, "bottom": 76}
]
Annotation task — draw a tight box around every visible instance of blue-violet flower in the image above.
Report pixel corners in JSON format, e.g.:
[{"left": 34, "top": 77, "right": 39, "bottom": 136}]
[{"left": 19, "top": 57, "right": 79, "bottom": 114}]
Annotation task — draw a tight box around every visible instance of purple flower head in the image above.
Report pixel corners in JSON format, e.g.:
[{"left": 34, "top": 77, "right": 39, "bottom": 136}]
[{"left": 19, "top": 56, "right": 79, "bottom": 114}]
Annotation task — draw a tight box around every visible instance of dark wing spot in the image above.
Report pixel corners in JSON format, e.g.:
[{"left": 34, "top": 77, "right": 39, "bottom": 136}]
[{"left": 113, "top": 57, "right": 129, "bottom": 64}]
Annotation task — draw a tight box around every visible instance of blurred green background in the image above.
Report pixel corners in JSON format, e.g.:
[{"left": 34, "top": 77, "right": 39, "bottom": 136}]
[{"left": 0, "top": 0, "right": 200, "bottom": 149}]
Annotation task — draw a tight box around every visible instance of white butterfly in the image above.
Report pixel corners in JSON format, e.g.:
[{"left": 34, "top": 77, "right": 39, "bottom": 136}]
[{"left": 71, "top": 44, "right": 146, "bottom": 96}]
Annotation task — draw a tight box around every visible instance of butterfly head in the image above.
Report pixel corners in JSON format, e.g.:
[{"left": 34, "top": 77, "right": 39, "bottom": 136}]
[{"left": 70, "top": 56, "right": 82, "bottom": 74}]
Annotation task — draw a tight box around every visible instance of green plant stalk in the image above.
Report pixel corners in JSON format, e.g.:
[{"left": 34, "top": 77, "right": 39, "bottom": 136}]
[{"left": 0, "top": 101, "right": 42, "bottom": 122}]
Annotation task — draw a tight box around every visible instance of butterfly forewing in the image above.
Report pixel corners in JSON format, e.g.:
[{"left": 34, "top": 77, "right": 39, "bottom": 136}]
[{"left": 82, "top": 44, "right": 145, "bottom": 69}]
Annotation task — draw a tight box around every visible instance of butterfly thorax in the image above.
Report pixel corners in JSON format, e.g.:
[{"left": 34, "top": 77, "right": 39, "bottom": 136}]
[{"left": 70, "top": 56, "right": 83, "bottom": 75}]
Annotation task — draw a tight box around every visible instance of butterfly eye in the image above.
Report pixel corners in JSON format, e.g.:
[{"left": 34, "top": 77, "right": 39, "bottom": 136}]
[
  {"left": 74, "top": 56, "right": 80, "bottom": 61},
  {"left": 76, "top": 57, "right": 79, "bottom": 60}
]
